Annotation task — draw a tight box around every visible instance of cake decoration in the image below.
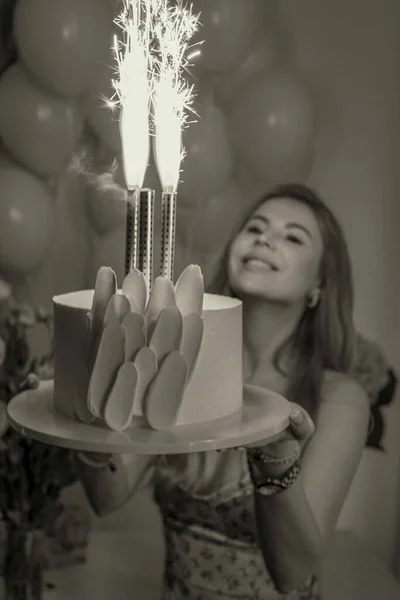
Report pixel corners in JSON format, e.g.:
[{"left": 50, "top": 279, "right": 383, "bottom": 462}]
[
  {"left": 88, "top": 319, "right": 125, "bottom": 419},
  {"left": 180, "top": 313, "right": 204, "bottom": 380},
  {"left": 131, "top": 347, "right": 158, "bottom": 416},
  {"left": 104, "top": 361, "right": 139, "bottom": 431},
  {"left": 123, "top": 312, "right": 147, "bottom": 360},
  {"left": 88, "top": 266, "right": 117, "bottom": 367},
  {"left": 121, "top": 268, "right": 147, "bottom": 314},
  {"left": 84, "top": 263, "right": 204, "bottom": 432},
  {"left": 148, "top": 306, "right": 183, "bottom": 364},
  {"left": 144, "top": 350, "right": 188, "bottom": 431},
  {"left": 144, "top": 275, "right": 177, "bottom": 332}
]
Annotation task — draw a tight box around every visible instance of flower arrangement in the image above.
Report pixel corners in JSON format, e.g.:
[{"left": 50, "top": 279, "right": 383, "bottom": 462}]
[{"left": 0, "top": 279, "right": 91, "bottom": 599}]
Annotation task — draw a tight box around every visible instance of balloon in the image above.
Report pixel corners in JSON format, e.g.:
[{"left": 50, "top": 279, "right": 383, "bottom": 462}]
[
  {"left": 51, "top": 173, "right": 91, "bottom": 293},
  {"left": 89, "top": 229, "right": 125, "bottom": 284},
  {"left": 191, "top": 0, "right": 262, "bottom": 72},
  {"left": 83, "top": 63, "right": 122, "bottom": 152},
  {"left": 215, "top": 33, "right": 278, "bottom": 110},
  {"left": 235, "top": 164, "right": 270, "bottom": 201},
  {"left": 183, "top": 60, "right": 214, "bottom": 96},
  {"left": 178, "top": 95, "right": 233, "bottom": 203},
  {"left": 108, "top": 0, "right": 122, "bottom": 20},
  {"left": 259, "top": 0, "right": 297, "bottom": 66},
  {"left": 173, "top": 234, "right": 197, "bottom": 282},
  {"left": 0, "top": 0, "right": 15, "bottom": 76},
  {"left": 0, "top": 63, "right": 83, "bottom": 177},
  {"left": 86, "top": 174, "right": 127, "bottom": 236},
  {"left": 177, "top": 182, "right": 247, "bottom": 255},
  {"left": 0, "top": 165, "right": 54, "bottom": 276},
  {"left": 14, "top": 0, "right": 113, "bottom": 98},
  {"left": 26, "top": 171, "right": 90, "bottom": 312},
  {"left": 229, "top": 71, "right": 316, "bottom": 183},
  {"left": 0, "top": 143, "right": 17, "bottom": 168}
]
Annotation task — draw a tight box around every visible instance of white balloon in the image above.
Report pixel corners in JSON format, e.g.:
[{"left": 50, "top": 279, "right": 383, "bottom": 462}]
[
  {"left": 178, "top": 95, "right": 233, "bottom": 203},
  {"left": 215, "top": 32, "right": 278, "bottom": 110},
  {"left": 177, "top": 182, "right": 246, "bottom": 255},
  {"left": 89, "top": 228, "right": 125, "bottom": 285},
  {"left": 229, "top": 70, "right": 316, "bottom": 183},
  {"left": 191, "top": 0, "right": 262, "bottom": 72}
]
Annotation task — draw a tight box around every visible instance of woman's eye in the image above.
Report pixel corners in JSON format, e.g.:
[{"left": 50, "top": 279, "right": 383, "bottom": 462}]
[
  {"left": 246, "top": 225, "right": 262, "bottom": 234},
  {"left": 286, "top": 234, "right": 303, "bottom": 245}
]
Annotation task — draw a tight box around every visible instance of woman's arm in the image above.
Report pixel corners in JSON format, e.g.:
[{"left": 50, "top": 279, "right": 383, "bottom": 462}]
[
  {"left": 254, "top": 375, "right": 370, "bottom": 593},
  {"left": 76, "top": 453, "right": 155, "bottom": 516}
]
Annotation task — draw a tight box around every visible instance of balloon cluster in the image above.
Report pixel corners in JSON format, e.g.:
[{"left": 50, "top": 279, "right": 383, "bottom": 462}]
[
  {"left": 86, "top": 0, "right": 317, "bottom": 287},
  {"left": 0, "top": 0, "right": 112, "bottom": 278}
]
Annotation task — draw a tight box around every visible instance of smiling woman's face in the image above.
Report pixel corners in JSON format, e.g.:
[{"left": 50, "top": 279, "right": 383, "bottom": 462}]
[{"left": 228, "top": 197, "right": 324, "bottom": 306}]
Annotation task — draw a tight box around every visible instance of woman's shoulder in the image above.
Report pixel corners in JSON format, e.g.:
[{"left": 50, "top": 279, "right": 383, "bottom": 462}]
[{"left": 321, "top": 370, "right": 370, "bottom": 407}]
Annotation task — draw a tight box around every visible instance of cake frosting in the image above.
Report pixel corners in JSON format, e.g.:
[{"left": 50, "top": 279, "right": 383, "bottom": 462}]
[{"left": 53, "top": 265, "right": 243, "bottom": 431}]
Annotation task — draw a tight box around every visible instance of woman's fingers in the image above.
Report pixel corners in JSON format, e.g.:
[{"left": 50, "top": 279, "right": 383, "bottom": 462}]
[
  {"left": 224, "top": 404, "right": 315, "bottom": 455},
  {"left": 289, "top": 403, "right": 315, "bottom": 444}
]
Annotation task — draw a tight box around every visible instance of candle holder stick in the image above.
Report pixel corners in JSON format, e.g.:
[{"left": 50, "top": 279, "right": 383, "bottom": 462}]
[
  {"left": 160, "top": 191, "right": 177, "bottom": 281},
  {"left": 138, "top": 188, "right": 155, "bottom": 294},
  {"left": 125, "top": 188, "right": 140, "bottom": 277}
]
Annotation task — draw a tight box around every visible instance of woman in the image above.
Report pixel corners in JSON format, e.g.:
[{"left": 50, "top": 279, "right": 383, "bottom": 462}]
[{"left": 76, "top": 183, "right": 370, "bottom": 600}]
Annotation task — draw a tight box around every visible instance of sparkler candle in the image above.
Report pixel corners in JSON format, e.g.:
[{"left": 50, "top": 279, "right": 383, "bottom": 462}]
[
  {"left": 152, "top": 1, "right": 200, "bottom": 281},
  {"left": 137, "top": 188, "right": 155, "bottom": 293},
  {"left": 110, "top": 0, "right": 153, "bottom": 277}
]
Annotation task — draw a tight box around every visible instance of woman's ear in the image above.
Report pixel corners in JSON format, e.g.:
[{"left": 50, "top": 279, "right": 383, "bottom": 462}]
[{"left": 307, "top": 287, "right": 321, "bottom": 309}]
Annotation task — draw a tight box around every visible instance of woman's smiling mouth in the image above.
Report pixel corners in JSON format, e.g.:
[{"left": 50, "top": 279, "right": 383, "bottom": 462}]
[{"left": 243, "top": 255, "right": 279, "bottom": 271}]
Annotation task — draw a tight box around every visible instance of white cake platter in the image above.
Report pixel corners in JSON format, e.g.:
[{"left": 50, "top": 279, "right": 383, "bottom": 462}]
[{"left": 7, "top": 380, "right": 291, "bottom": 454}]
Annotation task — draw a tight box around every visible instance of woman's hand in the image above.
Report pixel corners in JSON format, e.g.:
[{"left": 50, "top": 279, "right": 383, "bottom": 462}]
[
  {"left": 75, "top": 451, "right": 115, "bottom": 471},
  {"left": 246, "top": 403, "right": 315, "bottom": 478}
]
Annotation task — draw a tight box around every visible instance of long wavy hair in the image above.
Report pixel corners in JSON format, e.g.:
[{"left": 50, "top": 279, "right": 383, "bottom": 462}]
[{"left": 208, "top": 183, "right": 356, "bottom": 418}]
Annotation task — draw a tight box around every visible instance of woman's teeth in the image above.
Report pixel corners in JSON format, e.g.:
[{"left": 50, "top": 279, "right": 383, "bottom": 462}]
[{"left": 245, "top": 258, "right": 275, "bottom": 270}]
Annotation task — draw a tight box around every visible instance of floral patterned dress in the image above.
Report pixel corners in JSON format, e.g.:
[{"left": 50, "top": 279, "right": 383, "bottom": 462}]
[
  {"left": 149, "top": 448, "right": 321, "bottom": 600},
  {"left": 141, "top": 334, "right": 395, "bottom": 599}
]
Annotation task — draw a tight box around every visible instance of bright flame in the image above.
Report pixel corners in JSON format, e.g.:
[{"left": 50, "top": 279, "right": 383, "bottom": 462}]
[
  {"left": 152, "top": 0, "right": 200, "bottom": 193},
  {"left": 109, "top": 0, "right": 153, "bottom": 190}
]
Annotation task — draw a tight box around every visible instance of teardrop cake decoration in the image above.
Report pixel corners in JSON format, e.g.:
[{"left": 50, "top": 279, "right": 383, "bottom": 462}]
[
  {"left": 103, "top": 293, "right": 131, "bottom": 327},
  {"left": 181, "top": 313, "right": 204, "bottom": 380},
  {"left": 122, "top": 268, "right": 147, "bottom": 315},
  {"left": 104, "top": 362, "right": 138, "bottom": 431},
  {"left": 89, "top": 292, "right": 130, "bottom": 371},
  {"left": 87, "top": 319, "right": 125, "bottom": 418},
  {"left": 122, "top": 312, "right": 146, "bottom": 362},
  {"left": 132, "top": 347, "right": 158, "bottom": 416},
  {"left": 148, "top": 306, "right": 183, "bottom": 365},
  {"left": 145, "top": 276, "right": 176, "bottom": 336},
  {"left": 88, "top": 266, "right": 117, "bottom": 360},
  {"left": 75, "top": 360, "right": 95, "bottom": 424},
  {"left": 76, "top": 381, "right": 96, "bottom": 423},
  {"left": 144, "top": 351, "right": 188, "bottom": 430},
  {"left": 175, "top": 265, "right": 204, "bottom": 317}
]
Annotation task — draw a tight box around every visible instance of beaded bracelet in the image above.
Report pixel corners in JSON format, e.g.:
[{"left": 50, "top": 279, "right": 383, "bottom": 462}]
[
  {"left": 246, "top": 449, "right": 301, "bottom": 497},
  {"left": 252, "top": 460, "right": 301, "bottom": 497},
  {"left": 246, "top": 445, "right": 301, "bottom": 467}
]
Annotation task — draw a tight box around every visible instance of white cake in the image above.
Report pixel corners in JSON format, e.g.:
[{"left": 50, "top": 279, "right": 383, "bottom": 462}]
[{"left": 52, "top": 266, "right": 243, "bottom": 430}]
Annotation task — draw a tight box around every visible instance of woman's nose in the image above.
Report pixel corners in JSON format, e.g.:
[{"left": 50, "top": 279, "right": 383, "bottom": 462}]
[{"left": 256, "top": 231, "right": 276, "bottom": 249}]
